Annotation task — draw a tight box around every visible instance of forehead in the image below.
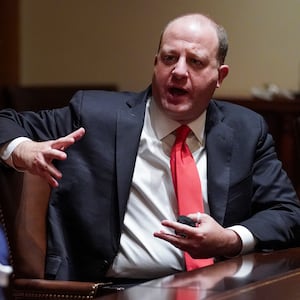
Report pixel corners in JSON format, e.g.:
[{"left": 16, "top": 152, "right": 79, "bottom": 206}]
[{"left": 160, "top": 18, "right": 219, "bottom": 57}]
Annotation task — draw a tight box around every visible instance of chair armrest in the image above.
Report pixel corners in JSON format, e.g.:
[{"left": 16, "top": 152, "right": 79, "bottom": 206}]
[{"left": 12, "top": 278, "right": 112, "bottom": 299}]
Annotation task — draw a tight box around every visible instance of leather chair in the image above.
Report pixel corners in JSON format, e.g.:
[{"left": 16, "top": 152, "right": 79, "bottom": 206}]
[{"left": 0, "top": 165, "right": 111, "bottom": 299}]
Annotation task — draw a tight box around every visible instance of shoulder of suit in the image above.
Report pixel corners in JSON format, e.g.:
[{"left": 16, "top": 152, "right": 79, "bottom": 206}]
[
  {"left": 210, "top": 99, "right": 262, "bottom": 118},
  {"left": 73, "top": 88, "right": 149, "bottom": 103}
]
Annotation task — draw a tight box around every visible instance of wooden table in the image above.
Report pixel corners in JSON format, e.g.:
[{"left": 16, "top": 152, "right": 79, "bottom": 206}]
[{"left": 97, "top": 247, "right": 300, "bottom": 299}]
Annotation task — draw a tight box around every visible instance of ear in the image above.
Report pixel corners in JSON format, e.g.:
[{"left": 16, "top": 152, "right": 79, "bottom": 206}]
[{"left": 216, "top": 65, "right": 229, "bottom": 88}]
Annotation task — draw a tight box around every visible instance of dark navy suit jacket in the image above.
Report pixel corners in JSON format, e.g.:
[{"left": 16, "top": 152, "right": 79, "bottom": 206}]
[{"left": 0, "top": 87, "right": 300, "bottom": 281}]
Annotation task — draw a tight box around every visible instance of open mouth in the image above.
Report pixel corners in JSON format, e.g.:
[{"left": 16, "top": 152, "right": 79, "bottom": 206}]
[{"left": 168, "top": 87, "right": 188, "bottom": 96}]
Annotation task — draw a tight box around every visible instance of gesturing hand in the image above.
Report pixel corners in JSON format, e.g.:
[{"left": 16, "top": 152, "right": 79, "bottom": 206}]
[
  {"left": 154, "top": 213, "right": 242, "bottom": 259},
  {"left": 11, "top": 127, "right": 86, "bottom": 187}
]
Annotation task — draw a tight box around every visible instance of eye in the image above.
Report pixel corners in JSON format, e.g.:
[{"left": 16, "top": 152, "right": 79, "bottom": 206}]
[
  {"left": 161, "top": 54, "right": 177, "bottom": 65},
  {"left": 190, "top": 58, "right": 203, "bottom": 67}
]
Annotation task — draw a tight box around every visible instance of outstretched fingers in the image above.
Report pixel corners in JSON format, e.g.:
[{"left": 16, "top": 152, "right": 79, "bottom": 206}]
[{"left": 52, "top": 127, "right": 86, "bottom": 152}]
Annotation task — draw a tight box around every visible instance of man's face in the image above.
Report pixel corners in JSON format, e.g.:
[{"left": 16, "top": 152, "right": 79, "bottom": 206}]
[{"left": 152, "top": 18, "right": 228, "bottom": 123}]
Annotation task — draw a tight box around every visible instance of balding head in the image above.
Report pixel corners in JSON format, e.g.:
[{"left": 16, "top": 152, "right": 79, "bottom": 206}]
[{"left": 158, "top": 14, "right": 228, "bottom": 65}]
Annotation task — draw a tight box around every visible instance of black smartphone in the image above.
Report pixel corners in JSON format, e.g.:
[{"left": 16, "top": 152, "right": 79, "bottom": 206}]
[{"left": 175, "top": 215, "right": 196, "bottom": 237}]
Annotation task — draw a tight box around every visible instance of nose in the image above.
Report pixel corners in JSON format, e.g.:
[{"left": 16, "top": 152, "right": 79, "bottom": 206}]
[{"left": 172, "top": 57, "right": 188, "bottom": 79}]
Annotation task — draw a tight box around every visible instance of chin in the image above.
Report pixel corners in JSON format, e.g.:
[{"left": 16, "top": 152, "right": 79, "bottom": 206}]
[
  {"left": 163, "top": 105, "right": 191, "bottom": 122},
  {"left": 165, "top": 99, "right": 190, "bottom": 112}
]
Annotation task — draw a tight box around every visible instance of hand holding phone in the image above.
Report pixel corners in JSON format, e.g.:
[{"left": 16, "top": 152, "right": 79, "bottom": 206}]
[{"left": 175, "top": 215, "right": 196, "bottom": 237}]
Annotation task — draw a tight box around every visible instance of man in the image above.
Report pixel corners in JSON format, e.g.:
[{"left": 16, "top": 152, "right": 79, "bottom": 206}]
[{"left": 0, "top": 13, "right": 300, "bottom": 282}]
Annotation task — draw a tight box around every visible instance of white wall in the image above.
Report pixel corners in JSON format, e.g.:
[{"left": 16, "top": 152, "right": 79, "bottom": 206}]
[{"left": 20, "top": 0, "right": 300, "bottom": 97}]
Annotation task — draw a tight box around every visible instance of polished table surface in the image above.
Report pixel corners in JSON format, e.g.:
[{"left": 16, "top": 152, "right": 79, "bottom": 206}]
[{"left": 97, "top": 247, "right": 300, "bottom": 299}]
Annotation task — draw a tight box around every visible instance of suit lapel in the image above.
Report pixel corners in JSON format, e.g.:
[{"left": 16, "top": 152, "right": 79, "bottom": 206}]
[
  {"left": 206, "top": 101, "right": 234, "bottom": 224},
  {"left": 115, "top": 89, "right": 149, "bottom": 226}
]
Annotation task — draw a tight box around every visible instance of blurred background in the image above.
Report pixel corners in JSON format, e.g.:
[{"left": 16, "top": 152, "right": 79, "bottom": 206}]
[{"left": 1, "top": 0, "right": 300, "bottom": 97}]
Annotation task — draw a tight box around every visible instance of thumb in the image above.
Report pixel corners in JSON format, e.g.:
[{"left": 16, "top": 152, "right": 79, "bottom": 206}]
[{"left": 188, "top": 212, "right": 204, "bottom": 224}]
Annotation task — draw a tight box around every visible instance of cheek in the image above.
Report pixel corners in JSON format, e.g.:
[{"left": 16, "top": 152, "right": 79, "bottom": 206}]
[
  {"left": 154, "top": 63, "right": 171, "bottom": 79},
  {"left": 152, "top": 70, "right": 167, "bottom": 99},
  {"left": 154, "top": 73, "right": 170, "bottom": 96},
  {"left": 192, "top": 71, "right": 219, "bottom": 90}
]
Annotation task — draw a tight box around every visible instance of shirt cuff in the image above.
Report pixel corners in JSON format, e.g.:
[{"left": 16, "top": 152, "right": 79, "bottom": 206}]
[
  {"left": 0, "top": 137, "right": 32, "bottom": 168},
  {"left": 227, "top": 225, "right": 257, "bottom": 255}
]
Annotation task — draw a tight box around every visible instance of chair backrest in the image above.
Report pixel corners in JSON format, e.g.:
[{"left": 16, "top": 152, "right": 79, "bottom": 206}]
[{"left": 0, "top": 166, "right": 51, "bottom": 279}]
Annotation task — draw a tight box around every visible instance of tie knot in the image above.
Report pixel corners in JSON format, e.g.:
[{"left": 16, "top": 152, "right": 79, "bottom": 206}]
[{"left": 175, "top": 125, "right": 191, "bottom": 143}]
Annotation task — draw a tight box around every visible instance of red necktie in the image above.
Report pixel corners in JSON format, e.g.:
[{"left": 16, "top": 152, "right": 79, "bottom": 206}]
[{"left": 170, "top": 125, "right": 213, "bottom": 271}]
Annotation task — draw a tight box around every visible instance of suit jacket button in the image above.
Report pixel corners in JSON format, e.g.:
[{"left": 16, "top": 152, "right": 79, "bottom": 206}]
[{"left": 100, "top": 260, "right": 109, "bottom": 271}]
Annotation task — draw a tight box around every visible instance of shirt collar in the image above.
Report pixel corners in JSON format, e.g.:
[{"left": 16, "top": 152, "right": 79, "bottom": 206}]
[{"left": 149, "top": 97, "right": 207, "bottom": 146}]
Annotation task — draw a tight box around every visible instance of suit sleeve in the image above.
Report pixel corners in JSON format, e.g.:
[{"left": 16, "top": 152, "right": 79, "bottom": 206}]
[
  {"left": 0, "top": 91, "right": 84, "bottom": 146},
  {"left": 241, "top": 116, "right": 300, "bottom": 250}
]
